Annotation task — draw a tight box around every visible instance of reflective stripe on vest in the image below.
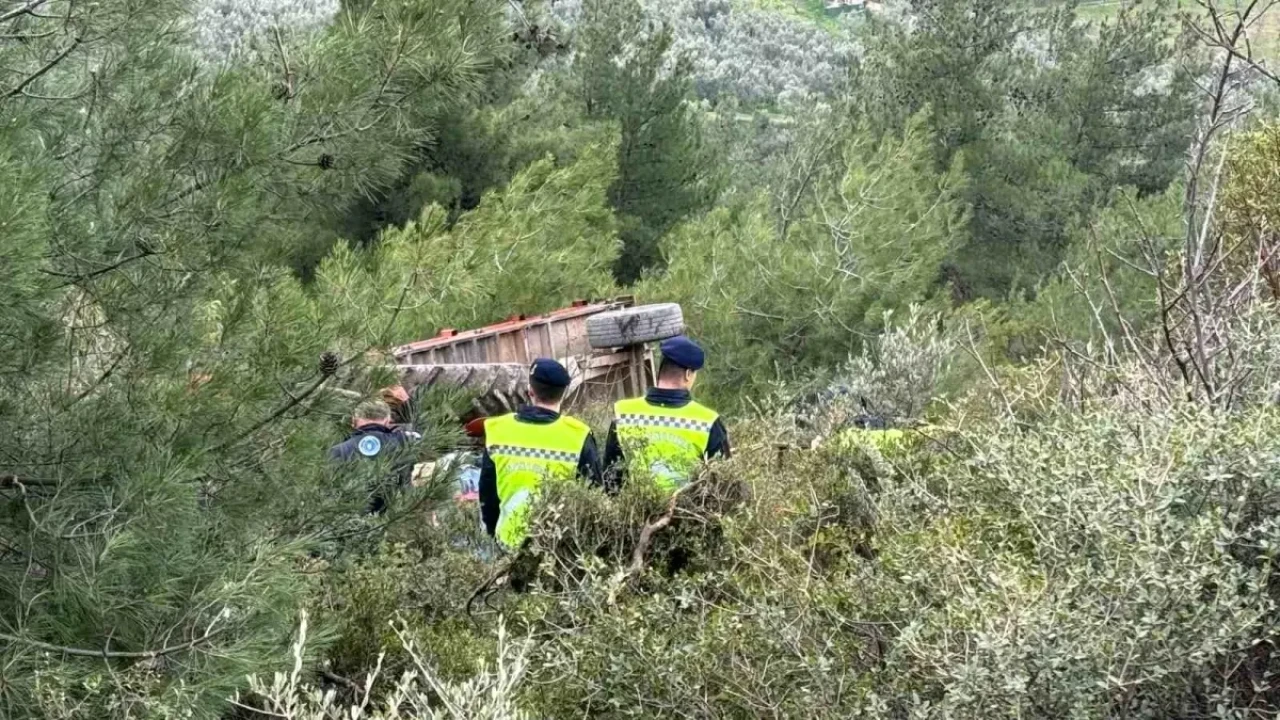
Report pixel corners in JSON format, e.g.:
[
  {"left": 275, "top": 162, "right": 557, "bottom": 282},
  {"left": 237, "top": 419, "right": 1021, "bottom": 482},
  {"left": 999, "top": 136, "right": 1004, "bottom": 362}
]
[
  {"left": 485, "top": 413, "right": 589, "bottom": 548},
  {"left": 613, "top": 397, "right": 718, "bottom": 491}
]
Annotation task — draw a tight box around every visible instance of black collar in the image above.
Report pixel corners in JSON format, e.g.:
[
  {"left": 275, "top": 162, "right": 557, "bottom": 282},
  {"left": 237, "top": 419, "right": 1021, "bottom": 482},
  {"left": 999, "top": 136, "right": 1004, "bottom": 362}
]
[
  {"left": 645, "top": 387, "right": 692, "bottom": 408},
  {"left": 516, "top": 405, "right": 560, "bottom": 424}
]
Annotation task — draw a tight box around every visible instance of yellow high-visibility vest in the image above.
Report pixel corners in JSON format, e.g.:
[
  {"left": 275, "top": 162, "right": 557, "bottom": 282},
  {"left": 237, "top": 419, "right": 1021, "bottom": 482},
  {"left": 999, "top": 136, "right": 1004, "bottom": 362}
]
[
  {"left": 485, "top": 413, "right": 589, "bottom": 548},
  {"left": 613, "top": 397, "right": 719, "bottom": 491}
]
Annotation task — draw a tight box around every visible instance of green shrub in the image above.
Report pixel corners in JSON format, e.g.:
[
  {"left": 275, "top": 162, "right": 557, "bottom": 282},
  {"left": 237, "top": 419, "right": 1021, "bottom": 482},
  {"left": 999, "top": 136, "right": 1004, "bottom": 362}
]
[
  {"left": 301, "top": 386, "right": 1280, "bottom": 718},
  {"left": 316, "top": 502, "right": 499, "bottom": 689}
]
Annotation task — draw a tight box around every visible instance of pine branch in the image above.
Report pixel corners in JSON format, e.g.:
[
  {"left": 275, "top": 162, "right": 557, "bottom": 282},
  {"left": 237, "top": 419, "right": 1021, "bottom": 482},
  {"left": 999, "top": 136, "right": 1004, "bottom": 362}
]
[
  {"left": 0, "top": 625, "right": 228, "bottom": 659},
  {"left": 1, "top": 35, "right": 82, "bottom": 101},
  {"left": 0, "top": 28, "right": 58, "bottom": 40},
  {"left": 272, "top": 26, "right": 294, "bottom": 101},
  {"left": 0, "top": 0, "right": 48, "bottom": 24},
  {"left": 210, "top": 370, "right": 332, "bottom": 453},
  {"left": 41, "top": 248, "right": 156, "bottom": 284}
]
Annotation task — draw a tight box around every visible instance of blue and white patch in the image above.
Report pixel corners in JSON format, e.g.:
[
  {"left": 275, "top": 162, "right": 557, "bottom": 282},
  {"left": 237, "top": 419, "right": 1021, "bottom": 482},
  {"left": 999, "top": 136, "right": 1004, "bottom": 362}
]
[{"left": 357, "top": 435, "right": 382, "bottom": 457}]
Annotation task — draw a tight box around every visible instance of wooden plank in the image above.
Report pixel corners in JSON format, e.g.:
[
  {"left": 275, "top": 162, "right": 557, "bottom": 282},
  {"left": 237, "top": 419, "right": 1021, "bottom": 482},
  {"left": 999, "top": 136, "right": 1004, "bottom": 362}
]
[
  {"left": 476, "top": 335, "right": 496, "bottom": 364},
  {"left": 583, "top": 366, "right": 616, "bottom": 381},
  {"left": 585, "top": 351, "right": 631, "bottom": 369},
  {"left": 496, "top": 331, "right": 521, "bottom": 364},
  {"left": 528, "top": 323, "right": 545, "bottom": 359},
  {"left": 555, "top": 318, "right": 573, "bottom": 358},
  {"left": 545, "top": 320, "right": 560, "bottom": 358},
  {"left": 562, "top": 316, "right": 588, "bottom": 357}
]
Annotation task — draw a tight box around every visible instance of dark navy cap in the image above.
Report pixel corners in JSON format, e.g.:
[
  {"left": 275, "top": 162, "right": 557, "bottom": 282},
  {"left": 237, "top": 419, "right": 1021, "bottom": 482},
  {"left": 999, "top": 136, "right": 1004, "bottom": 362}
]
[
  {"left": 529, "top": 357, "right": 571, "bottom": 388},
  {"left": 660, "top": 336, "right": 705, "bottom": 371}
]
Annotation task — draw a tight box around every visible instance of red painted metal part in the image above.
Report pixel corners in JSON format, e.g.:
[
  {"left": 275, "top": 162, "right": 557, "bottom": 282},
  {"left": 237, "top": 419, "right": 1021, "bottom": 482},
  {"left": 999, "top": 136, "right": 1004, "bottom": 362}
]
[
  {"left": 391, "top": 297, "right": 633, "bottom": 358},
  {"left": 463, "top": 416, "right": 487, "bottom": 438}
]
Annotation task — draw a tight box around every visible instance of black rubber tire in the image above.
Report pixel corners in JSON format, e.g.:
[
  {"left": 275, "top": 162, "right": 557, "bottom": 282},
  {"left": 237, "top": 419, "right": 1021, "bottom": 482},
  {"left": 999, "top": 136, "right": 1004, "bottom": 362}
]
[
  {"left": 401, "top": 364, "right": 529, "bottom": 418},
  {"left": 586, "top": 303, "right": 684, "bottom": 349}
]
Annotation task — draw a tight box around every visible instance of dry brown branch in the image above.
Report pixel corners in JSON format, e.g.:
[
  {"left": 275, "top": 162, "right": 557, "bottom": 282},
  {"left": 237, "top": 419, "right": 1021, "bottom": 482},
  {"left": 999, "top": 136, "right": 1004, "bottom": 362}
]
[
  {"left": 466, "top": 554, "right": 515, "bottom": 623},
  {"left": 624, "top": 481, "right": 699, "bottom": 583}
]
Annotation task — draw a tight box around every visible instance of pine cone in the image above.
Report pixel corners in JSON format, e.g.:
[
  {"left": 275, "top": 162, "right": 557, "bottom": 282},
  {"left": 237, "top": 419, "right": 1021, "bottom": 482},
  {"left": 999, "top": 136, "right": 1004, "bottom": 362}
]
[
  {"left": 319, "top": 352, "right": 340, "bottom": 377},
  {"left": 317, "top": 153, "right": 335, "bottom": 170}
]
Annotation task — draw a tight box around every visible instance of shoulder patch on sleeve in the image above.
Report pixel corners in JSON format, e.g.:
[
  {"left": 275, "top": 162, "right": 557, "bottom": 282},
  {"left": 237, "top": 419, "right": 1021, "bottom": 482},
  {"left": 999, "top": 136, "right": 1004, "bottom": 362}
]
[{"left": 357, "top": 435, "right": 382, "bottom": 457}]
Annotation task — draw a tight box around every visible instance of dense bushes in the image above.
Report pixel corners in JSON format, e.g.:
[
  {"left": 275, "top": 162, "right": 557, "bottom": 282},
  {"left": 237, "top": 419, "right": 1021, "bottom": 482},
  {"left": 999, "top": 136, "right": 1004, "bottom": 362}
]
[
  {"left": 263, "top": 291, "right": 1280, "bottom": 718},
  {"left": 271, "top": 363, "right": 1280, "bottom": 717}
]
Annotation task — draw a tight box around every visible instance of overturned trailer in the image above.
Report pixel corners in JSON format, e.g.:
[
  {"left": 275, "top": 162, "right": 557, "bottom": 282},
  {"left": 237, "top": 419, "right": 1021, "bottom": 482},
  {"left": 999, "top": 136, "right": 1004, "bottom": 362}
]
[{"left": 393, "top": 298, "right": 685, "bottom": 420}]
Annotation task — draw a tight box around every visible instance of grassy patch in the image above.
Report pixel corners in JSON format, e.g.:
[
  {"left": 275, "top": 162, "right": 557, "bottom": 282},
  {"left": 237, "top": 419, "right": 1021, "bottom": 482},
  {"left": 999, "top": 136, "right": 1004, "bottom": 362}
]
[{"left": 740, "top": 0, "right": 849, "bottom": 30}]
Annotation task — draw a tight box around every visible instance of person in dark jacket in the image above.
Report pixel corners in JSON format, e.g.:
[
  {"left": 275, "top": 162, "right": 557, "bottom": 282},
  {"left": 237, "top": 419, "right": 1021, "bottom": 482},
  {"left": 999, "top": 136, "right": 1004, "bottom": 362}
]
[
  {"left": 381, "top": 384, "right": 413, "bottom": 428},
  {"left": 602, "top": 336, "right": 730, "bottom": 492},
  {"left": 479, "top": 359, "right": 602, "bottom": 547},
  {"left": 329, "top": 399, "right": 416, "bottom": 514}
]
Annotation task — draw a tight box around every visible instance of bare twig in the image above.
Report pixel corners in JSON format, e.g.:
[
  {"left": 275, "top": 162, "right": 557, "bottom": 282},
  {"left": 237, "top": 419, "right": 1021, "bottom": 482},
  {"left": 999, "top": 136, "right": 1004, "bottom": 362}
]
[
  {"left": 466, "top": 554, "right": 515, "bottom": 624},
  {"left": 959, "top": 320, "right": 1015, "bottom": 419},
  {"left": 41, "top": 248, "right": 156, "bottom": 285},
  {"left": 322, "top": 670, "right": 361, "bottom": 693}
]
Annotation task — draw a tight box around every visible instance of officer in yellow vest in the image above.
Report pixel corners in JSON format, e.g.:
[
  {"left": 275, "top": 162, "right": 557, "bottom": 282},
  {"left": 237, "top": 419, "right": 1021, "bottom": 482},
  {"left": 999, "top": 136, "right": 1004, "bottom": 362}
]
[
  {"left": 478, "top": 358, "right": 602, "bottom": 548},
  {"left": 602, "top": 336, "right": 730, "bottom": 492}
]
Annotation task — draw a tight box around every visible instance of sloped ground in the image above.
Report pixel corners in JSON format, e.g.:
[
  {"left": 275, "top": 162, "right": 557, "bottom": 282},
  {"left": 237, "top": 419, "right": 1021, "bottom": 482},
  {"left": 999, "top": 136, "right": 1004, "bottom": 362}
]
[{"left": 305, "top": 390, "right": 1280, "bottom": 717}]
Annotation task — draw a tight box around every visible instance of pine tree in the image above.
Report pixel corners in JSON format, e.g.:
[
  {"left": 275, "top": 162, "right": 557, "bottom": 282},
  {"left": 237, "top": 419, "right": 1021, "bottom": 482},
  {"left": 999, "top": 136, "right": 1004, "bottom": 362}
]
[
  {"left": 0, "top": 0, "right": 507, "bottom": 715},
  {"left": 853, "top": 0, "right": 1198, "bottom": 298},
  {"left": 642, "top": 116, "right": 966, "bottom": 407},
  {"left": 578, "top": 0, "right": 722, "bottom": 283},
  {"left": 310, "top": 136, "right": 623, "bottom": 354}
]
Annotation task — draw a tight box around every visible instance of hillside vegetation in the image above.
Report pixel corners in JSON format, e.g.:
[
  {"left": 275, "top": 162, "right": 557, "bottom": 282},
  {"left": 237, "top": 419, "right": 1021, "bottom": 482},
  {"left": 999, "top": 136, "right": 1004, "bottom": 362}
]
[{"left": 3, "top": 0, "right": 1280, "bottom": 718}]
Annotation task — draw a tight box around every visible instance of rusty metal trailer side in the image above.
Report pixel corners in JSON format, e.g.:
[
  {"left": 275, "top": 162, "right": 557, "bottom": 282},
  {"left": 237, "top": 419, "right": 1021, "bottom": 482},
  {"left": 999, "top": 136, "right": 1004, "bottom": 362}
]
[
  {"left": 393, "top": 300, "right": 627, "bottom": 366},
  {"left": 391, "top": 299, "right": 654, "bottom": 413}
]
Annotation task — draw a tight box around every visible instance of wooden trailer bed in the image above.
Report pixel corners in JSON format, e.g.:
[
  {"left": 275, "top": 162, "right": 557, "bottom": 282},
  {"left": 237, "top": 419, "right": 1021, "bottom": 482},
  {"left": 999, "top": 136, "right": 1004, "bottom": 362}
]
[{"left": 392, "top": 298, "right": 656, "bottom": 413}]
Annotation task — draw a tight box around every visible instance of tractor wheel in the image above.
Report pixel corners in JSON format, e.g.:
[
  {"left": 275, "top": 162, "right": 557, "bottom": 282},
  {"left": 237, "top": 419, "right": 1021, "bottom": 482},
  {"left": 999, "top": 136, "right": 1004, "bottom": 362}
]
[{"left": 586, "top": 303, "right": 684, "bottom": 349}]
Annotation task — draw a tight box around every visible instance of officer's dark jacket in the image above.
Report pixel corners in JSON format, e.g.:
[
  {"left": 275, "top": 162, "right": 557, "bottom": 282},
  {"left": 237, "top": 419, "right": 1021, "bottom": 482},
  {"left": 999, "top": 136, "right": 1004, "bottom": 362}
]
[
  {"left": 478, "top": 406, "right": 603, "bottom": 536},
  {"left": 328, "top": 423, "right": 414, "bottom": 514},
  {"left": 601, "top": 387, "right": 730, "bottom": 492}
]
